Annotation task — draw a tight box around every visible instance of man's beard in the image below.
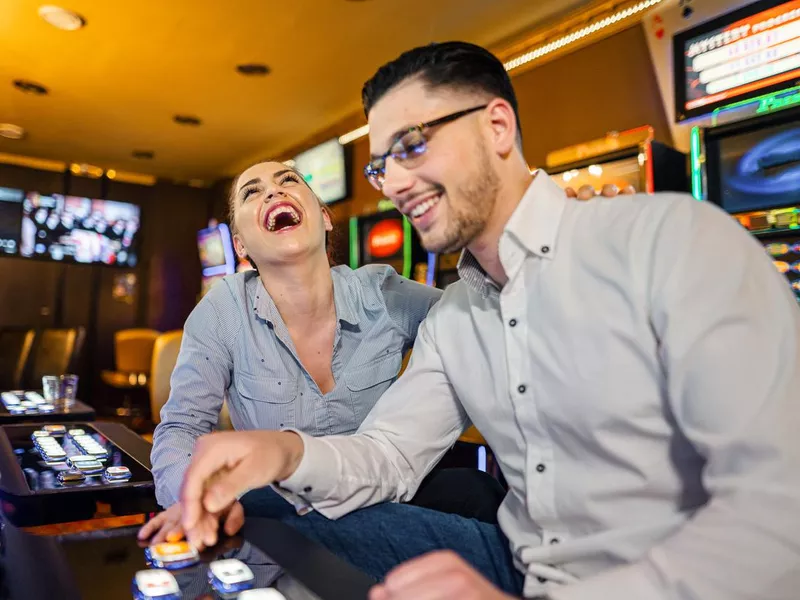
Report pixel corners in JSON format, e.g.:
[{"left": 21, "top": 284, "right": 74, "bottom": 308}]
[{"left": 423, "top": 144, "right": 500, "bottom": 254}]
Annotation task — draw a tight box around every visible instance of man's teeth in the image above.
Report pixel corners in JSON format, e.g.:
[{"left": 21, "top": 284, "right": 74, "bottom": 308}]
[
  {"left": 410, "top": 195, "right": 441, "bottom": 218},
  {"left": 266, "top": 205, "right": 301, "bottom": 231}
]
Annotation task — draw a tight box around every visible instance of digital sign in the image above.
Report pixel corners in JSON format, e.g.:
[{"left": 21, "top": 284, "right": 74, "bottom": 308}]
[
  {"left": 674, "top": 0, "right": 800, "bottom": 121},
  {"left": 367, "top": 219, "right": 404, "bottom": 258}
]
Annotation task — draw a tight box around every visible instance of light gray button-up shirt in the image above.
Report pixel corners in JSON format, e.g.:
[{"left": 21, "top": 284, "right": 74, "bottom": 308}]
[
  {"left": 151, "top": 264, "right": 441, "bottom": 507},
  {"left": 281, "top": 172, "right": 800, "bottom": 600}
]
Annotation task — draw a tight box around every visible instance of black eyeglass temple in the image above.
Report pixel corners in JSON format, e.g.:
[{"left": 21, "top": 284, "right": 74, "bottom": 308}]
[{"left": 422, "top": 104, "right": 488, "bottom": 130}]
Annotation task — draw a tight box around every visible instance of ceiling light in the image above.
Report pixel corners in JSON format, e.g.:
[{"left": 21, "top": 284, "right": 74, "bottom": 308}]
[
  {"left": 0, "top": 124, "right": 26, "bottom": 140},
  {"left": 337, "top": 0, "right": 664, "bottom": 146},
  {"left": 132, "top": 150, "right": 155, "bottom": 159},
  {"left": 503, "top": 0, "right": 664, "bottom": 72},
  {"left": 38, "top": 5, "right": 86, "bottom": 31},
  {"left": 338, "top": 124, "right": 370, "bottom": 145},
  {"left": 106, "top": 169, "right": 117, "bottom": 179},
  {"left": 173, "top": 115, "right": 202, "bottom": 126},
  {"left": 13, "top": 80, "right": 49, "bottom": 95},
  {"left": 236, "top": 64, "right": 270, "bottom": 76}
]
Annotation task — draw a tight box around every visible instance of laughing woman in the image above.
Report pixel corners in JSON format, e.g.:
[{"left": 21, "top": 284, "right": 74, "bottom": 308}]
[{"left": 142, "top": 160, "right": 505, "bottom": 543}]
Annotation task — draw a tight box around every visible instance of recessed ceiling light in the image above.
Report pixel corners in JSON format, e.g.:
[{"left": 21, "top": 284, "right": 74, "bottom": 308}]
[
  {"left": 0, "top": 124, "right": 26, "bottom": 140},
  {"left": 38, "top": 5, "right": 86, "bottom": 31},
  {"left": 13, "top": 80, "right": 49, "bottom": 95},
  {"left": 236, "top": 63, "right": 271, "bottom": 76},
  {"left": 132, "top": 150, "right": 155, "bottom": 159},
  {"left": 173, "top": 115, "right": 202, "bottom": 126}
]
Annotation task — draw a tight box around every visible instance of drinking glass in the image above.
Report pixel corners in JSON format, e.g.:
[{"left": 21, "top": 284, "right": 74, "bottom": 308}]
[
  {"left": 42, "top": 376, "right": 61, "bottom": 403},
  {"left": 59, "top": 374, "right": 79, "bottom": 408}
]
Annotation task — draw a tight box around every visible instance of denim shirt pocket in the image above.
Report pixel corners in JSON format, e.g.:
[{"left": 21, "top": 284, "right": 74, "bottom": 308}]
[{"left": 234, "top": 372, "right": 297, "bottom": 430}]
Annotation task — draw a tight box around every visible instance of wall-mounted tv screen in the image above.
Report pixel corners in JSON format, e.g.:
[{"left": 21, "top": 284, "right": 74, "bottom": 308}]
[
  {"left": 673, "top": 0, "right": 800, "bottom": 122},
  {"left": 20, "top": 193, "right": 141, "bottom": 267},
  {"left": 0, "top": 187, "right": 23, "bottom": 256},
  {"left": 292, "top": 138, "right": 348, "bottom": 204},
  {"left": 197, "top": 222, "right": 235, "bottom": 276}
]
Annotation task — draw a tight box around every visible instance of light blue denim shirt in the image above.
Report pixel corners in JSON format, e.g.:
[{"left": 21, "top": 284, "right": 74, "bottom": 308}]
[{"left": 151, "top": 264, "right": 442, "bottom": 507}]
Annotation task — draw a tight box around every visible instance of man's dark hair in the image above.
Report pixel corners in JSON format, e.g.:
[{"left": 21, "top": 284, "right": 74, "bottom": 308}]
[{"left": 361, "top": 41, "right": 522, "bottom": 145}]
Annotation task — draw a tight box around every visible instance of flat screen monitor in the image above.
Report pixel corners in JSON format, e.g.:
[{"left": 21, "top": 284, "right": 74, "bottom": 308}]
[
  {"left": 707, "top": 116, "right": 800, "bottom": 213},
  {"left": 673, "top": 0, "right": 800, "bottom": 122},
  {"left": 20, "top": 193, "right": 141, "bottom": 267},
  {"left": 293, "top": 138, "right": 348, "bottom": 204},
  {"left": 551, "top": 154, "right": 643, "bottom": 194},
  {"left": 0, "top": 187, "right": 23, "bottom": 256},
  {"left": 197, "top": 222, "right": 235, "bottom": 276}
]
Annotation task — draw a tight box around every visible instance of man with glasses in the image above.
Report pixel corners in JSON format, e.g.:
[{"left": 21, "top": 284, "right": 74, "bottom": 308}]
[{"left": 179, "top": 42, "right": 800, "bottom": 600}]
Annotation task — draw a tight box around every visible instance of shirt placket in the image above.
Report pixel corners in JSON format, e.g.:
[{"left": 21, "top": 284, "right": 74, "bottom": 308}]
[{"left": 501, "top": 255, "right": 558, "bottom": 547}]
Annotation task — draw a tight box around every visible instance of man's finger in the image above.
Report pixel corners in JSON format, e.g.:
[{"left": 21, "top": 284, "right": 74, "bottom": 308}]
[
  {"left": 180, "top": 439, "right": 232, "bottom": 531},
  {"left": 621, "top": 184, "right": 636, "bottom": 195},
  {"left": 368, "top": 584, "right": 390, "bottom": 600},
  {"left": 224, "top": 502, "right": 245, "bottom": 536},
  {"left": 384, "top": 551, "right": 465, "bottom": 591},
  {"left": 577, "top": 185, "right": 596, "bottom": 201},
  {"left": 564, "top": 187, "right": 577, "bottom": 198},
  {"left": 203, "top": 466, "right": 254, "bottom": 514}
]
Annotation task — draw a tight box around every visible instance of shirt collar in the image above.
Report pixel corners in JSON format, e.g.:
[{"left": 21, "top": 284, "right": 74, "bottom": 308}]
[
  {"left": 250, "top": 268, "right": 360, "bottom": 327},
  {"left": 457, "top": 170, "right": 567, "bottom": 295}
]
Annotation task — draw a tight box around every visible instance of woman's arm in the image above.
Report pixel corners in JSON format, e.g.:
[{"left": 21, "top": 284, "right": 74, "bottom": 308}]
[{"left": 150, "top": 296, "right": 236, "bottom": 508}]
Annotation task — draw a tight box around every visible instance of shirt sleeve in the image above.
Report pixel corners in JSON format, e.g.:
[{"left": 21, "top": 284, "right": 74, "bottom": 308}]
[
  {"left": 550, "top": 197, "right": 800, "bottom": 600},
  {"left": 150, "top": 295, "right": 236, "bottom": 508},
  {"left": 277, "top": 308, "right": 469, "bottom": 519},
  {"left": 379, "top": 266, "right": 443, "bottom": 350}
]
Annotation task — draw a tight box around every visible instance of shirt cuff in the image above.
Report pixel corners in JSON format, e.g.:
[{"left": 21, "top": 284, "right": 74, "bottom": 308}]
[
  {"left": 546, "top": 562, "right": 662, "bottom": 600},
  {"left": 277, "top": 429, "right": 341, "bottom": 506}
]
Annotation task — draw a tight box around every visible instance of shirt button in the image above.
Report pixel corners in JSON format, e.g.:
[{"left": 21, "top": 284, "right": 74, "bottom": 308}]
[
  {"left": 509, "top": 319, "right": 517, "bottom": 327},
  {"left": 550, "top": 538, "right": 560, "bottom": 545},
  {"left": 536, "top": 463, "right": 546, "bottom": 473},
  {"left": 537, "top": 576, "right": 547, "bottom": 583},
  {"left": 518, "top": 384, "right": 527, "bottom": 394},
  {"left": 541, "top": 245, "right": 550, "bottom": 254},
  {"left": 304, "top": 486, "right": 312, "bottom": 493}
]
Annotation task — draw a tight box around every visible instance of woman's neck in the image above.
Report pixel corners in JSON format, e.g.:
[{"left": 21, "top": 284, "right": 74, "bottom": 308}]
[{"left": 257, "top": 253, "right": 335, "bottom": 328}]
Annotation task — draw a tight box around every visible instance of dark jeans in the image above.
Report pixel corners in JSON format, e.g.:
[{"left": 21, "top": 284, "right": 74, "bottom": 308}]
[{"left": 239, "top": 471, "right": 523, "bottom": 596}]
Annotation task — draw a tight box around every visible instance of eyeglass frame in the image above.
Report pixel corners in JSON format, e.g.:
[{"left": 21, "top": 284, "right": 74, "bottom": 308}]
[{"left": 363, "top": 104, "right": 489, "bottom": 189}]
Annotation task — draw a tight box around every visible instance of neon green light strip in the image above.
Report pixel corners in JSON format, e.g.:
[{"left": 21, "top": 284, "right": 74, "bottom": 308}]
[
  {"left": 711, "top": 85, "right": 800, "bottom": 125},
  {"left": 349, "top": 217, "right": 359, "bottom": 269},
  {"left": 690, "top": 126, "right": 703, "bottom": 201},
  {"left": 402, "top": 217, "right": 412, "bottom": 279}
]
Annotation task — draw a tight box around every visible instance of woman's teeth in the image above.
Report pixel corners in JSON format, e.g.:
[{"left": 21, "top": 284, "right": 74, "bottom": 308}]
[
  {"left": 410, "top": 194, "right": 441, "bottom": 218},
  {"left": 266, "top": 205, "right": 301, "bottom": 231}
]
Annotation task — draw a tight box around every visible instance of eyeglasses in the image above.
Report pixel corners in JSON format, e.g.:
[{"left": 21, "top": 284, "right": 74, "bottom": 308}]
[{"left": 363, "top": 105, "right": 488, "bottom": 190}]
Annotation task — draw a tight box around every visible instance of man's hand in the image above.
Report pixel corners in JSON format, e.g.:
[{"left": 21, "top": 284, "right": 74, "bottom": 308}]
[
  {"left": 137, "top": 500, "right": 245, "bottom": 549},
  {"left": 179, "top": 430, "right": 304, "bottom": 549},
  {"left": 565, "top": 183, "right": 637, "bottom": 200},
  {"left": 368, "top": 551, "right": 517, "bottom": 600}
]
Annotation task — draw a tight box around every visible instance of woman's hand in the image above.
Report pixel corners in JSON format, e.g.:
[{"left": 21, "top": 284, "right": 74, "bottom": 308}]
[{"left": 138, "top": 500, "right": 246, "bottom": 550}]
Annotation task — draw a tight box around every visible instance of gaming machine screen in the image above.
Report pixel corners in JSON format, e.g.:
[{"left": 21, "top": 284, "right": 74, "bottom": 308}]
[
  {"left": 714, "top": 121, "right": 800, "bottom": 213},
  {"left": 674, "top": 0, "right": 800, "bottom": 121},
  {"left": 21, "top": 193, "right": 140, "bottom": 266},
  {"left": 0, "top": 187, "right": 23, "bottom": 256}
]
